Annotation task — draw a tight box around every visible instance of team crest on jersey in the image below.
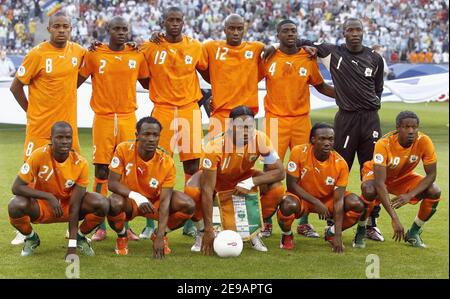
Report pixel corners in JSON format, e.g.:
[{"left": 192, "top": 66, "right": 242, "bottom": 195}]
[
  {"left": 149, "top": 178, "right": 159, "bottom": 188},
  {"left": 374, "top": 153, "right": 384, "bottom": 164},
  {"left": 111, "top": 156, "right": 120, "bottom": 168},
  {"left": 185, "top": 55, "right": 193, "bottom": 64},
  {"left": 203, "top": 158, "right": 212, "bottom": 169},
  {"left": 72, "top": 57, "right": 78, "bottom": 67},
  {"left": 365, "top": 68, "right": 373, "bottom": 77},
  {"left": 248, "top": 155, "right": 258, "bottom": 162},
  {"left": 299, "top": 67, "right": 307, "bottom": 76},
  {"left": 409, "top": 155, "right": 418, "bottom": 163},
  {"left": 372, "top": 131, "right": 379, "bottom": 139},
  {"left": 287, "top": 161, "right": 297, "bottom": 172},
  {"left": 64, "top": 179, "right": 75, "bottom": 189},
  {"left": 245, "top": 51, "right": 254, "bottom": 59},
  {"left": 325, "top": 176, "right": 335, "bottom": 186},
  {"left": 20, "top": 163, "right": 30, "bottom": 174},
  {"left": 128, "top": 59, "right": 137, "bottom": 69},
  {"left": 17, "top": 66, "right": 26, "bottom": 77}
]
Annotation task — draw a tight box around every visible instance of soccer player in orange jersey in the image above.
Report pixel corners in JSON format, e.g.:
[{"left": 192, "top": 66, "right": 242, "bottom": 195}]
[
  {"left": 184, "top": 106, "right": 285, "bottom": 254},
  {"left": 106, "top": 117, "right": 195, "bottom": 258},
  {"left": 8, "top": 122, "right": 108, "bottom": 257},
  {"left": 277, "top": 123, "right": 365, "bottom": 253},
  {"left": 353, "top": 111, "right": 441, "bottom": 248},
  {"left": 77, "top": 16, "right": 150, "bottom": 242}
]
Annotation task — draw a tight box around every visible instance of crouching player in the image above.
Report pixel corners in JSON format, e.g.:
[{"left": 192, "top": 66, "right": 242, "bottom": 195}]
[
  {"left": 8, "top": 122, "right": 108, "bottom": 257},
  {"left": 107, "top": 117, "right": 195, "bottom": 259},
  {"left": 186, "top": 106, "right": 285, "bottom": 254},
  {"left": 277, "top": 123, "right": 365, "bottom": 253},
  {"left": 353, "top": 111, "right": 441, "bottom": 248}
]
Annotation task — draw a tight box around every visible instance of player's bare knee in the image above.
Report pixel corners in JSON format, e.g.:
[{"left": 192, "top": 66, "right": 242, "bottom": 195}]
[
  {"left": 90, "top": 192, "right": 109, "bottom": 216},
  {"left": 425, "top": 183, "right": 441, "bottom": 199},
  {"left": 280, "top": 195, "right": 298, "bottom": 216},
  {"left": 174, "top": 191, "right": 195, "bottom": 214},
  {"left": 95, "top": 164, "right": 109, "bottom": 180},
  {"left": 8, "top": 196, "right": 29, "bottom": 217},
  {"left": 361, "top": 181, "right": 377, "bottom": 201},
  {"left": 183, "top": 159, "right": 199, "bottom": 175},
  {"left": 185, "top": 170, "right": 202, "bottom": 187},
  {"left": 108, "top": 194, "right": 125, "bottom": 215},
  {"left": 345, "top": 194, "right": 364, "bottom": 213}
]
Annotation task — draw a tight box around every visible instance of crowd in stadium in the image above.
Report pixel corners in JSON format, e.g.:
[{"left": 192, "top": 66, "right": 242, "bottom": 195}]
[{"left": 0, "top": 0, "right": 449, "bottom": 64}]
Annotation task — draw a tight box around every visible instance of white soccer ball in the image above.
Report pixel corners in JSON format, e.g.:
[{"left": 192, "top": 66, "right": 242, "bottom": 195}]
[{"left": 213, "top": 230, "right": 243, "bottom": 258}]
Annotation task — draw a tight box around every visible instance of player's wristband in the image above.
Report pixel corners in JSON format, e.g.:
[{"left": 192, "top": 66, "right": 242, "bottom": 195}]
[
  {"left": 68, "top": 239, "right": 77, "bottom": 248},
  {"left": 236, "top": 177, "right": 255, "bottom": 191},
  {"left": 129, "top": 191, "right": 148, "bottom": 206}
]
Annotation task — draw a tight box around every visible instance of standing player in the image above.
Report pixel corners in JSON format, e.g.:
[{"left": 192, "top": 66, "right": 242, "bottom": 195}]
[
  {"left": 8, "top": 122, "right": 108, "bottom": 256},
  {"left": 77, "top": 16, "right": 150, "bottom": 242},
  {"left": 277, "top": 123, "right": 365, "bottom": 252},
  {"left": 288, "top": 18, "right": 385, "bottom": 240},
  {"left": 141, "top": 7, "right": 207, "bottom": 237},
  {"left": 353, "top": 111, "right": 441, "bottom": 248},
  {"left": 106, "top": 117, "right": 195, "bottom": 258},
  {"left": 9, "top": 12, "right": 86, "bottom": 244},
  {"left": 185, "top": 106, "right": 285, "bottom": 254}
]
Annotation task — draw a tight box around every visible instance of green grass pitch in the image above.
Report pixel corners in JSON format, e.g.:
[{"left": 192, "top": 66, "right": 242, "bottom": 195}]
[{"left": 0, "top": 102, "right": 448, "bottom": 278}]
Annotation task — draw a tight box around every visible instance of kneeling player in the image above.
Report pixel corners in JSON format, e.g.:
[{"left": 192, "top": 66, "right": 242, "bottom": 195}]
[
  {"left": 186, "top": 106, "right": 285, "bottom": 254},
  {"left": 107, "top": 117, "right": 195, "bottom": 259},
  {"left": 8, "top": 122, "right": 108, "bottom": 257},
  {"left": 277, "top": 123, "right": 365, "bottom": 253},
  {"left": 354, "top": 111, "right": 441, "bottom": 248}
]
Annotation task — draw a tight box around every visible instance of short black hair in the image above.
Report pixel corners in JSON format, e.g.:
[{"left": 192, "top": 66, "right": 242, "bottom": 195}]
[
  {"left": 51, "top": 121, "right": 72, "bottom": 136},
  {"left": 396, "top": 111, "right": 420, "bottom": 127},
  {"left": 229, "top": 105, "right": 255, "bottom": 120},
  {"left": 309, "top": 122, "right": 334, "bottom": 143},
  {"left": 49, "top": 12, "right": 69, "bottom": 26},
  {"left": 277, "top": 19, "right": 296, "bottom": 33},
  {"left": 343, "top": 17, "right": 362, "bottom": 31},
  {"left": 163, "top": 6, "right": 184, "bottom": 20},
  {"left": 136, "top": 116, "right": 162, "bottom": 133}
]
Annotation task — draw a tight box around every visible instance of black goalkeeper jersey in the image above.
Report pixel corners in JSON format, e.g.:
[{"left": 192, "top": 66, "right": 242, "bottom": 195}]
[{"left": 300, "top": 40, "right": 384, "bottom": 112}]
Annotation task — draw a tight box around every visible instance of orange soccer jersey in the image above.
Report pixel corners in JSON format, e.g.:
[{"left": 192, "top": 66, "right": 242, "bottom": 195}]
[
  {"left": 368, "top": 131, "right": 437, "bottom": 183},
  {"left": 16, "top": 41, "right": 86, "bottom": 138},
  {"left": 200, "top": 40, "right": 265, "bottom": 112},
  {"left": 286, "top": 144, "right": 349, "bottom": 200},
  {"left": 78, "top": 44, "right": 149, "bottom": 115},
  {"left": 109, "top": 141, "right": 176, "bottom": 202},
  {"left": 263, "top": 49, "right": 324, "bottom": 117},
  {"left": 141, "top": 36, "right": 203, "bottom": 107},
  {"left": 201, "top": 130, "right": 274, "bottom": 191},
  {"left": 18, "top": 145, "right": 89, "bottom": 203}
]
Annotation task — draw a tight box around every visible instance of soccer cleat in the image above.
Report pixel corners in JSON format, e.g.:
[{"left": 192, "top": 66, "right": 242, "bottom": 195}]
[
  {"left": 366, "top": 226, "right": 385, "bottom": 242},
  {"left": 280, "top": 233, "right": 295, "bottom": 250},
  {"left": 324, "top": 226, "right": 334, "bottom": 244},
  {"left": 190, "top": 231, "right": 203, "bottom": 252},
  {"left": 260, "top": 222, "right": 273, "bottom": 238},
  {"left": 127, "top": 228, "right": 140, "bottom": 241},
  {"left": 21, "top": 233, "right": 40, "bottom": 256},
  {"left": 352, "top": 226, "right": 367, "bottom": 249},
  {"left": 91, "top": 228, "right": 107, "bottom": 242},
  {"left": 405, "top": 229, "right": 426, "bottom": 248},
  {"left": 182, "top": 222, "right": 197, "bottom": 238},
  {"left": 11, "top": 231, "right": 26, "bottom": 245},
  {"left": 115, "top": 237, "right": 129, "bottom": 255},
  {"left": 151, "top": 233, "right": 171, "bottom": 255},
  {"left": 250, "top": 234, "right": 268, "bottom": 252},
  {"left": 297, "top": 223, "right": 320, "bottom": 238},
  {"left": 77, "top": 236, "right": 95, "bottom": 256},
  {"left": 139, "top": 226, "right": 155, "bottom": 239}
]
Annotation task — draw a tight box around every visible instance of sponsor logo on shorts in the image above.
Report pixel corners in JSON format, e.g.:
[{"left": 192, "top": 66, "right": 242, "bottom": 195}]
[
  {"left": 325, "top": 176, "right": 335, "bottom": 186},
  {"left": 202, "top": 158, "right": 212, "bottom": 169},
  {"left": 17, "top": 66, "right": 26, "bottom": 77},
  {"left": 149, "top": 178, "right": 159, "bottom": 188},
  {"left": 374, "top": 153, "right": 384, "bottom": 164},
  {"left": 65, "top": 179, "right": 75, "bottom": 188},
  {"left": 287, "top": 161, "right": 297, "bottom": 172},
  {"left": 245, "top": 51, "right": 254, "bottom": 59},
  {"left": 20, "top": 162, "right": 30, "bottom": 174},
  {"left": 111, "top": 156, "right": 120, "bottom": 168}
]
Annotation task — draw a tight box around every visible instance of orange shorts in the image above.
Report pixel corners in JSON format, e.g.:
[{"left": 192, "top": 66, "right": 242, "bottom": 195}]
[
  {"left": 361, "top": 162, "right": 425, "bottom": 204},
  {"left": 151, "top": 102, "right": 203, "bottom": 161},
  {"left": 264, "top": 112, "right": 311, "bottom": 162},
  {"left": 208, "top": 107, "right": 259, "bottom": 139},
  {"left": 127, "top": 197, "right": 161, "bottom": 221},
  {"left": 214, "top": 169, "right": 260, "bottom": 193},
  {"left": 286, "top": 191, "right": 353, "bottom": 217},
  {"left": 23, "top": 131, "right": 80, "bottom": 162},
  {"left": 92, "top": 113, "right": 136, "bottom": 165},
  {"left": 32, "top": 199, "right": 70, "bottom": 224}
]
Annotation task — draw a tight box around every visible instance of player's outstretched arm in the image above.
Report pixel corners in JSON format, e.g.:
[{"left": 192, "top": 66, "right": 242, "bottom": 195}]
[
  {"left": 200, "top": 169, "right": 217, "bottom": 256},
  {"left": 66, "top": 185, "right": 87, "bottom": 257},
  {"left": 12, "top": 176, "right": 63, "bottom": 218},
  {"left": 332, "top": 187, "right": 345, "bottom": 253},
  {"left": 392, "top": 163, "right": 437, "bottom": 209},
  {"left": 374, "top": 165, "right": 404, "bottom": 241},
  {"left": 10, "top": 78, "right": 28, "bottom": 112},
  {"left": 253, "top": 158, "right": 285, "bottom": 186},
  {"left": 153, "top": 187, "right": 173, "bottom": 259},
  {"left": 286, "top": 173, "right": 330, "bottom": 220},
  {"left": 108, "top": 171, "right": 131, "bottom": 198},
  {"left": 314, "top": 82, "right": 336, "bottom": 98}
]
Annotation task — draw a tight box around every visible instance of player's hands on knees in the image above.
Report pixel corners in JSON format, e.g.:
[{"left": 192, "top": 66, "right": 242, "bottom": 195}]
[
  {"left": 88, "top": 40, "right": 102, "bottom": 51},
  {"left": 149, "top": 31, "right": 165, "bottom": 44},
  {"left": 316, "top": 202, "right": 330, "bottom": 220},
  {"left": 153, "top": 235, "right": 165, "bottom": 259},
  {"left": 201, "top": 229, "right": 215, "bottom": 256},
  {"left": 47, "top": 195, "right": 64, "bottom": 218},
  {"left": 391, "top": 193, "right": 412, "bottom": 209},
  {"left": 331, "top": 236, "right": 344, "bottom": 254},
  {"left": 301, "top": 46, "right": 318, "bottom": 59},
  {"left": 391, "top": 218, "right": 405, "bottom": 242},
  {"left": 139, "top": 202, "right": 155, "bottom": 215}
]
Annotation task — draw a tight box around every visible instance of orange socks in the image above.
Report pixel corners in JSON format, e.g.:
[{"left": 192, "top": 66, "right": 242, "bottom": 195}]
[
  {"left": 107, "top": 212, "right": 126, "bottom": 233},
  {"left": 79, "top": 213, "right": 105, "bottom": 235},
  {"left": 167, "top": 212, "right": 193, "bottom": 230},
  {"left": 261, "top": 185, "right": 285, "bottom": 220},
  {"left": 184, "top": 185, "right": 202, "bottom": 221},
  {"left": 10, "top": 215, "right": 33, "bottom": 235},
  {"left": 94, "top": 177, "right": 108, "bottom": 196},
  {"left": 418, "top": 198, "right": 440, "bottom": 222}
]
